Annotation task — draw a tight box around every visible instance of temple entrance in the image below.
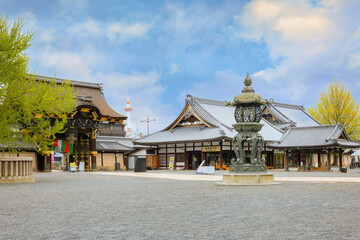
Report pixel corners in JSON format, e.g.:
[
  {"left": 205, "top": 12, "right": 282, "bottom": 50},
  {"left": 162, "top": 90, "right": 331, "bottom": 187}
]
[
  {"left": 36, "top": 153, "right": 45, "bottom": 171},
  {"left": 187, "top": 152, "right": 201, "bottom": 170},
  {"left": 74, "top": 137, "right": 90, "bottom": 171},
  {"left": 204, "top": 152, "right": 219, "bottom": 167}
]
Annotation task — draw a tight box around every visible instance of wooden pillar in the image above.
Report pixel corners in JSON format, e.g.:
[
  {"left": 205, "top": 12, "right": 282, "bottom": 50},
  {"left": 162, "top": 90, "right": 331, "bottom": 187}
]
[
  {"left": 184, "top": 143, "right": 187, "bottom": 170},
  {"left": 318, "top": 152, "right": 322, "bottom": 167},
  {"left": 339, "top": 149, "right": 343, "bottom": 170},
  {"left": 284, "top": 150, "right": 289, "bottom": 171},
  {"left": 219, "top": 140, "right": 223, "bottom": 169},
  {"left": 327, "top": 150, "right": 331, "bottom": 171},
  {"left": 165, "top": 144, "right": 168, "bottom": 169},
  {"left": 90, "top": 130, "right": 97, "bottom": 170},
  {"left": 174, "top": 144, "right": 177, "bottom": 170}
]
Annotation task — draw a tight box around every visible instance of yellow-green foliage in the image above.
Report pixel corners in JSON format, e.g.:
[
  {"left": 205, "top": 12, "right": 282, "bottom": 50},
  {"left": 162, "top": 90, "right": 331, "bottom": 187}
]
[
  {"left": 0, "top": 13, "right": 77, "bottom": 152},
  {"left": 308, "top": 80, "right": 360, "bottom": 141}
]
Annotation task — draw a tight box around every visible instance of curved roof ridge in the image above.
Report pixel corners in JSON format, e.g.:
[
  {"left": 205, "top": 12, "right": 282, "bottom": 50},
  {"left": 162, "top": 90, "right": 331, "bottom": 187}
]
[
  {"left": 116, "top": 140, "right": 134, "bottom": 148},
  {"left": 261, "top": 118, "right": 285, "bottom": 134},
  {"left": 189, "top": 95, "right": 225, "bottom": 106},
  {"left": 272, "top": 102, "right": 303, "bottom": 109},
  {"left": 189, "top": 95, "right": 233, "bottom": 130},
  {"left": 267, "top": 104, "right": 291, "bottom": 123},
  {"left": 287, "top": 124, "right": 340, "bottom": 130},
  {"left": 33, "top": 74, "right": 103, "bottom": 90}
]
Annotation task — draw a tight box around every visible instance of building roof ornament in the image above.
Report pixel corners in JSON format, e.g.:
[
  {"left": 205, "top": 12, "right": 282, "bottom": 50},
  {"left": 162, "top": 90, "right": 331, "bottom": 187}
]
[{"left": 224, "top": 73, "right": 269, "bottom": 106}]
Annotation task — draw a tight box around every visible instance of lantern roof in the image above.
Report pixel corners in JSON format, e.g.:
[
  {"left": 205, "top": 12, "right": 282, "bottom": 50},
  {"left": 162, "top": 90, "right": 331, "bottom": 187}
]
[{"left": 226, "top": 73, "right": 268, "bottom": 106}]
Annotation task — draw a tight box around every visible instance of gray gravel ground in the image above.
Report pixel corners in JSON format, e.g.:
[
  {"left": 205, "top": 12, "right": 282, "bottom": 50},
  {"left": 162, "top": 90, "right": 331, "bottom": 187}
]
[{"left": 1, "top": 171, "right": 360, "bottom": 240}]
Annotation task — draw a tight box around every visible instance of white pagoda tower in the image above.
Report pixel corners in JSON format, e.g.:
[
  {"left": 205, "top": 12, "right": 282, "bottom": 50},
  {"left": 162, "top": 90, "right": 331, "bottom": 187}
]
[{"left": 123, "top": 97, "right": 133, "bottom": 137}]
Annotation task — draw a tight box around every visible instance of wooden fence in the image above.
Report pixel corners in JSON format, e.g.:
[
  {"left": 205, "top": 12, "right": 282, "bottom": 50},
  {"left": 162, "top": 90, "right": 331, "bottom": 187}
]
[{"left": 0, "top": 157, "right": 34, "bottom": 183}]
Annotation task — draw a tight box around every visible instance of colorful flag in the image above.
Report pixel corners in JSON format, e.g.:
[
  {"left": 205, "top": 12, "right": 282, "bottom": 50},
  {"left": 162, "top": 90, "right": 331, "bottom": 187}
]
[
  {"left": 55, "top": 140, "right": 62, "bottom": 152},
  {"left": 61, "top": 140, "right": 69, "bottom": 153},
  {"left": 68, "top": 142, "right": 73, "bottom": 154}
]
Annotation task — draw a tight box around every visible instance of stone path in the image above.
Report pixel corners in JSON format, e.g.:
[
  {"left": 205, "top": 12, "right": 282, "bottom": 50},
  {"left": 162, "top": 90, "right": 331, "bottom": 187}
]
[
  {"left": 89, "top": 169, "right": 360, "bottom": 183},
  {"left": 1, "top": 171, "right": 360, "bottom": 240}
]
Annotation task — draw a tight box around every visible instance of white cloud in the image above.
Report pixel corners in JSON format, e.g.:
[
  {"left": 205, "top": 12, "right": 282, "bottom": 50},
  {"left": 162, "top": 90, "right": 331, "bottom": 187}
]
[
  {"left": 58, "top": 0, "right": 89, "bottom": 18},
  {"left": 18, "top": 11, "right": 37, "bottom": 32},
  {"left": 179, "top": 70, "right": 245, "bottom": 103},
  {"left": 232, "top": 0, "right": 360, "bottom": 102},
  {"left": 37, "top": 29, "right": 56, "bottom": 43},
  {"left": 237, "top": 0, "right": 331, "bottom": 60},
  {"left": 106, "top": 22, "right": 151, "bottom": 42},
  {"left": 168, "top": 63, "right": 180, "bottom": 74},
  {"left": 67, "top": 19, "right": 102, "bottom": 39},
  {"left": 64, "top": 19, "right": 151, "bottom": 43}
]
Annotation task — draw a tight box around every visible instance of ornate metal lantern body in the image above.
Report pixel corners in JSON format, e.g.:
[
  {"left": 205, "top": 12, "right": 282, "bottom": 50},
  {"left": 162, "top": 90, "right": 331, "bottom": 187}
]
[{"left": 224, "top": 73, "right": 268, "bottom": 172}]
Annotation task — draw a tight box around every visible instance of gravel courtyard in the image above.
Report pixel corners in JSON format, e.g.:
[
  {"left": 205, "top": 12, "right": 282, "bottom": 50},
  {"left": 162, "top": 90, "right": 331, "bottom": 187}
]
[{"left": 1, "top": 171, "right": 360, "bottom": 240}]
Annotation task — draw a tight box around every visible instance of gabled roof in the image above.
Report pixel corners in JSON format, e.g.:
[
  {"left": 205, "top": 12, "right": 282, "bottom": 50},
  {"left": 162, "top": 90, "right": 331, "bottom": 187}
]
[
  {"left": 136, "top": 95, "right": 284, "bottom": 144},
  {"left": 135, "top": 125, "right": 232, "bottom": 145},
  {"left": 96, "top": 136, "right": 154, "bottom": 152},
  {"left": 265, "top": 102, "right": 321, "bottom": 127},
  {"left": 269, "top": 124, "right": 359, "bottom": 149},
  {"left": 96, "top": 136, "right": 134, "bottom": 152},
  {"left": 34, "top": 75, "right": 126, "bottom": 120}
]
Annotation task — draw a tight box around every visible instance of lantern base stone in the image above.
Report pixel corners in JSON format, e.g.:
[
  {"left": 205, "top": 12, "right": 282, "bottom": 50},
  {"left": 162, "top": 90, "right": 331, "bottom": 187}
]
[
  {"left": 216, "top": 172, "right": 278, "bottom": 186},
  {"left": 229, "top": 164, "right": 267, "bottom": 173}
]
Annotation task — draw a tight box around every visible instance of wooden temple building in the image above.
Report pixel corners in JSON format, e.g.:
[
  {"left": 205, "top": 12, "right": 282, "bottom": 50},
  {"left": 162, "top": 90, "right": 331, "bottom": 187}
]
[
  {"left": 135, "top": 95, "right": 359, "bottom": 170},
  {"left": 4, "top": 75, "right": 146, "bottom": 172},
  {"left": 35, "top": 75, "right": 131, "bottom": 172}
]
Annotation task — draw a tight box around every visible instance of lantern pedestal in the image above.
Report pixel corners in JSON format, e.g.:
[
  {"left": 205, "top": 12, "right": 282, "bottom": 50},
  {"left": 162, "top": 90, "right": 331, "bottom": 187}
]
[
  {"left": 229, "top": 164, "right": 267, "bottom": 172},
  {"left": 216, "top": 172, "right": 277, "bottom": 186}
]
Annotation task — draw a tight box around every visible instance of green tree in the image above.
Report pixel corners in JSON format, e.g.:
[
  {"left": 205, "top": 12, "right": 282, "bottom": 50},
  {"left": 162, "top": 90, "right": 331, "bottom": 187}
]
[
  {"left": 308, "top": 80, "right": 360, "bottom": 141},
  {"left": 0, "top": 14, "right": 77, "bottom": 152}
]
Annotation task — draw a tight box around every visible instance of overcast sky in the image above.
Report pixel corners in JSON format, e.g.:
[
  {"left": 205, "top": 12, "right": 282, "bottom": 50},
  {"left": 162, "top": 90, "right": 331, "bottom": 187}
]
[{"left": 2, "top": 0, "right": 360, "bottom": 135}]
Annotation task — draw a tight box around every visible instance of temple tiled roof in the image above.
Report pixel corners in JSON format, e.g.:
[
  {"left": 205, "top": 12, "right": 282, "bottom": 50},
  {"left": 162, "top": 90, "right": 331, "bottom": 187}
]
[
  {"left": 96, "top": 136, "right": 154, "bottom": 152},
  {"left": 135, "top": 125, "right": 231, "bottom": 145},
  {"left": 269, "top": 124, "right": 359, "bottom": 149},
  {"left": 266, "top": 102, "right": 321, "bottom": 128},
  {"left": 34, "top": 75, "right": 126, "bottom": 120},
  {"left": 136, "top": 95, "right": 284, "bottom": 144}
]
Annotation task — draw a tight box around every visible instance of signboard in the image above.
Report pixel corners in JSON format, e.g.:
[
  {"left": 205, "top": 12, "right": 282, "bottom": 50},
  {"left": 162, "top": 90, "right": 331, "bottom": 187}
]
[
  {"left": 169, "top": 157, "right": 175, "bottom": 170},
  {"left": 70, "top": 162, "right": 77, "bottom": 172},
  {"left": 202, "top": 146, "right": 221, "bottom": 152},
  {"left": 79, "top": 161, "right": 85, "bottom": 172}
]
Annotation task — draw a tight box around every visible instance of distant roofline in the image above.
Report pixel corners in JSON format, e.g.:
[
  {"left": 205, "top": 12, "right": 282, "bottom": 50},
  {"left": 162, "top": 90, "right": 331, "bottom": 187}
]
[
  {"left": 189, "top": 95, "right": 233, "bottom": 130},
  {"left": 265, "top": 104, "right": 291, "bottom": 123},
  {"left": 272, "top": 102, "right": 304, "bottom": 109},
  {"left": 268, "top": 102, "right": 322, "bottom": 126},
  {"left": 189, "top": 95, "right": 227, "bottom": 106},
  {"left": 32, "top": 74, "right": 103, "bottom": 92},
  {"left": 284, "top": 124, "right": 342, "bottom": 130}
]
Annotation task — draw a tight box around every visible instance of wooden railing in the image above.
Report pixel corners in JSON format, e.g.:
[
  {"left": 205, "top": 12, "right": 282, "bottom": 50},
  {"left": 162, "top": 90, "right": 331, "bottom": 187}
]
[{"left": 0, "top": 157, "right": 34, "bottom": 183}]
